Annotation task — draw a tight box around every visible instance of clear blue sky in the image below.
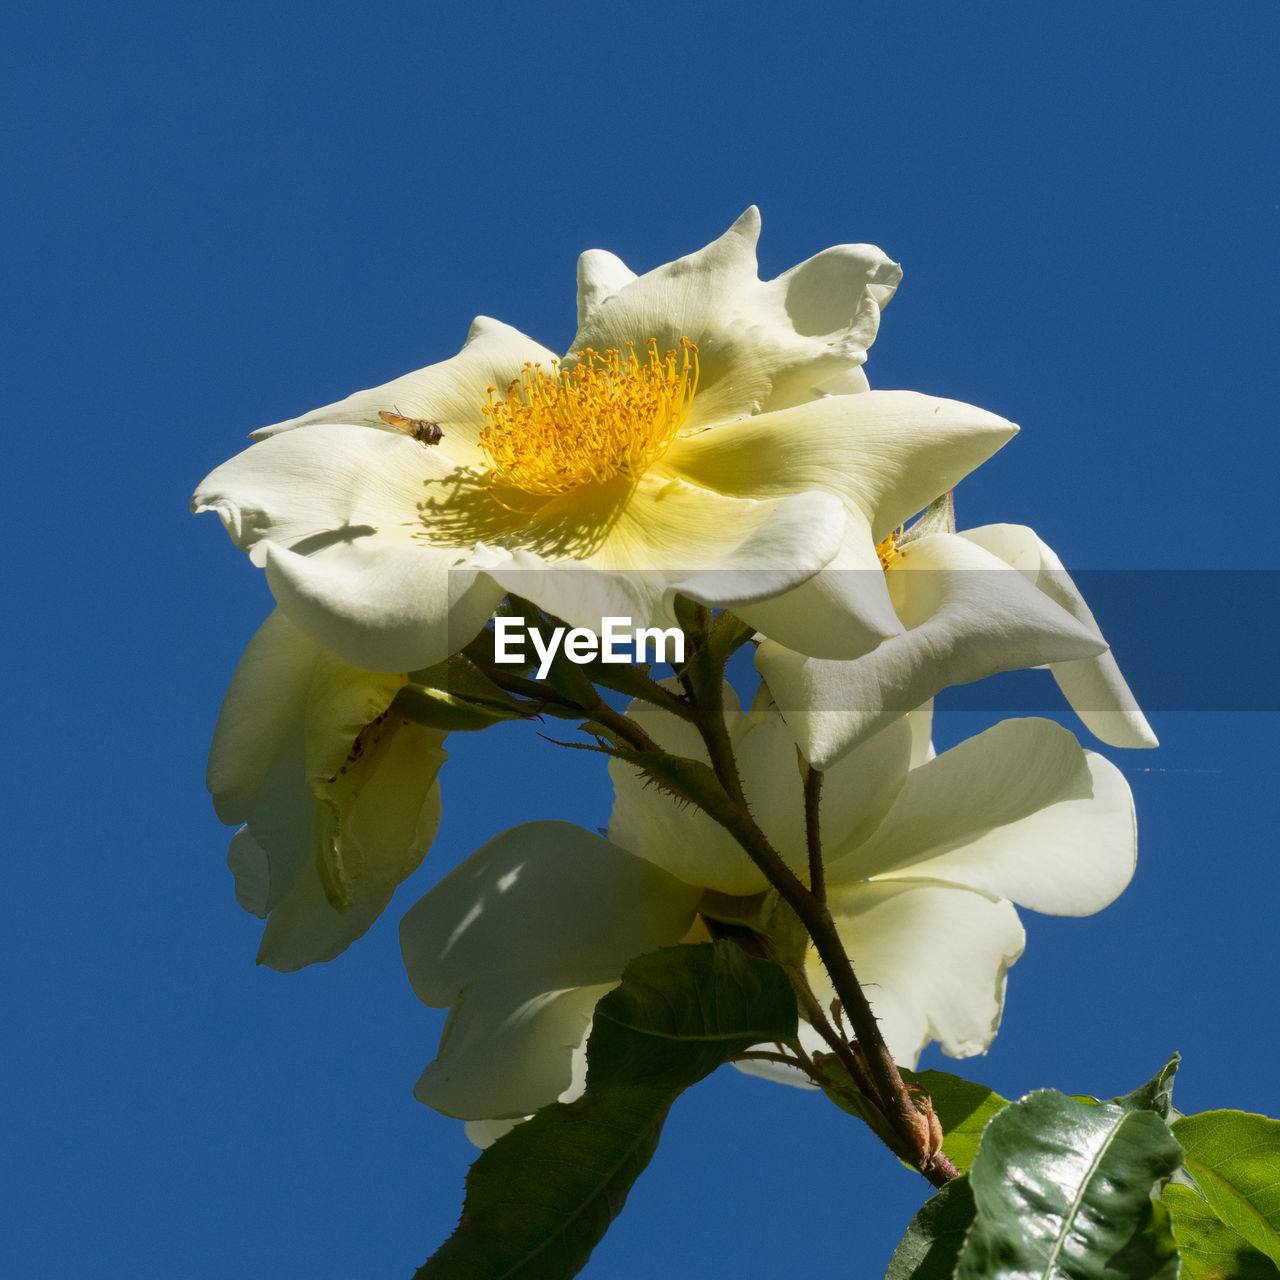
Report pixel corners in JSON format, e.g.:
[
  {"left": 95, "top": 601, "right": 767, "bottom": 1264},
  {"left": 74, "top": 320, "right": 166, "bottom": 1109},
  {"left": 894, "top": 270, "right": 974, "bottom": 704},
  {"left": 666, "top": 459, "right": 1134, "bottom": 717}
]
[{"left": 6, "top": 2, "right": 1279, "bottom": 1275}]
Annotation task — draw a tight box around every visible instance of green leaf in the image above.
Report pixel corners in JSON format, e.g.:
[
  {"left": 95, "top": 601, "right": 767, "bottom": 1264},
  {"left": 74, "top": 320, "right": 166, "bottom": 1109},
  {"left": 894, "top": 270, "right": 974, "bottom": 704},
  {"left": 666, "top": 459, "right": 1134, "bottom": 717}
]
[
  {"left": 884, "top": 1177, "right": 977, "bottom": 1280},
  {"left": 901, "top": 1069, "right": 1009, "bottom": 1174},
  {"left": 955, "top": 1089, "right": 1185, "bottom": 1279},
  {"left": 1164, "top": 1183, "right": 1280, "bottom": 1279},
  {"left": 417, "top": 941, "right": 798, "bottom": 1280},
  {"left": 1113, "top": 1053, "right": 1181, "bottom": 1119},
  {"left": 1173, "top": 1110, "right": 1280, "bottom": 1266}
]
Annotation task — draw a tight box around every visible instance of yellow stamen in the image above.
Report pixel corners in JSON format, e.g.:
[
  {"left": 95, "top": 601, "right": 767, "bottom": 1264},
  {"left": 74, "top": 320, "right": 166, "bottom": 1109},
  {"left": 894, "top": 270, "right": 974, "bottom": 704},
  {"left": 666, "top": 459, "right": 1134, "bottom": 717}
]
[
  {"left": 876, "top": 527, "right": 906, "bottom": 571},
  {"left": 479, "top": 338, "right": 699, "bottom": 498}
]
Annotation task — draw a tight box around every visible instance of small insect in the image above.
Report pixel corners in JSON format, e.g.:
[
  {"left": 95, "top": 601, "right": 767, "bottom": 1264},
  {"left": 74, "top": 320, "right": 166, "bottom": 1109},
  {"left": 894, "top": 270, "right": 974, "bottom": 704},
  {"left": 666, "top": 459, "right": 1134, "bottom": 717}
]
[{"left": 379, "top": 407, "right": 444, "bottom": 446}]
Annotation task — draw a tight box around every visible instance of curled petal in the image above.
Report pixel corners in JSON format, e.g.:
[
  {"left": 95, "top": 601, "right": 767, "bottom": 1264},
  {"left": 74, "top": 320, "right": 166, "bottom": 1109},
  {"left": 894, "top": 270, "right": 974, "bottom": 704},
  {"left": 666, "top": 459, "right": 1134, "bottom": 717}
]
[
  {"left": 960, "top": 524, "right": 1157, "bottom": 748},
  {"left": 665, "top": 390, "right": 1018, "bottom": 538},
  {"left": 835, "top": 718, "right": 1135, "bottom": 920},
  {"left": 571, "top": 209, "right": 900, "bottom": 428},
  {"left": 757, "top": 533, "right": 1108, "bottom": 767},
  {"left": 739, "top": 530, "right": 904, "bottom": 661},
  {"left": 263, "top": 537, "right": 501, "bottom": 672},
  {"left": 885, "top": 749, "right": 1136, "bottom": 917}
]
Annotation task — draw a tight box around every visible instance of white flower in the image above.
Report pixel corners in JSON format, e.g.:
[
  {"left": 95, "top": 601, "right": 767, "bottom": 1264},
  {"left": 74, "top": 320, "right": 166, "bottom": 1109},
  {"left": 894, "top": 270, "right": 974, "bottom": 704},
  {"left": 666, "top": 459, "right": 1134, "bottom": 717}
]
[
  {"left": 399, "top": 820, "right": 703, "bottom": 1124},
  {"left": 193, "top": 209, "right": 1017, "bottom": 672},
  {"left": 756, "top": 521, "right": 1157, "bottom": 771},
  {"left": 209, "top": 610, "right": 447, "bottom": 971},
  {"left": 399, "top": 695, "right": 1134, "bottom": 1127}
]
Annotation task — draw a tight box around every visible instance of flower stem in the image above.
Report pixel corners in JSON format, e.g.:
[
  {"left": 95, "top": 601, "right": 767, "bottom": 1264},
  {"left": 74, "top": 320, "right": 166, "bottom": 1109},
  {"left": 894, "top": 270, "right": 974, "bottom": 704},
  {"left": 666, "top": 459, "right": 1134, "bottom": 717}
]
[
  {"left": 803, "top": 764, "right": 825, "bottom": 904},
  {"left": 670, "top": 616, "right": 954, "bottom": 1186}
]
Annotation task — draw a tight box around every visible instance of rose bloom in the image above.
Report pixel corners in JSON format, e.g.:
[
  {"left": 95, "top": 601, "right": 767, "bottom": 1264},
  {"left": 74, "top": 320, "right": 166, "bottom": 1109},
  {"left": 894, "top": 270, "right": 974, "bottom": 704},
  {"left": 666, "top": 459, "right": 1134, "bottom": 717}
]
[
  {"left": 399, "top": 694, "right": 1133, "bottom": 1138},
  {"left": 209, "top": 610, "right": 447, "bottom": 970},
  {"left": 194, "top": 210, "right": 1016, "bottom": 673}
]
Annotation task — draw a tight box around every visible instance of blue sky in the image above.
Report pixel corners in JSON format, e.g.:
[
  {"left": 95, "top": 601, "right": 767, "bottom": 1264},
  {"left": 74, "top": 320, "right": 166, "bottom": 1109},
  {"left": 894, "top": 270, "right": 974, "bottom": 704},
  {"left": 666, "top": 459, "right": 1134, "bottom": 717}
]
[{"left": 6, "top": 2, "right": 1279, "bottom": 1276}]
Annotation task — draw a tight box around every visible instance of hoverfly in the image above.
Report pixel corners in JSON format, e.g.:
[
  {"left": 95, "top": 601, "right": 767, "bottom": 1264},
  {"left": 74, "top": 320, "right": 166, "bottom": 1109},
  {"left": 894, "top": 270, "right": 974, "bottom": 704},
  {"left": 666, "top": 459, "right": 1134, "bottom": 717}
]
[{"left": 378, "top": 407, "right": 444, "bottom": 446}]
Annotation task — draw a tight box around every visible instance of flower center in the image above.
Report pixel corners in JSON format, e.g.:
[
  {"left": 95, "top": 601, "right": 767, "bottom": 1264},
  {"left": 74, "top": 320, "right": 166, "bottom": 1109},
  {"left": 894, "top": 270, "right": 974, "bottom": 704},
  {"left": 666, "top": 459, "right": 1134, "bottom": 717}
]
[
  {"left": 479, "top": 338, "right": 698, "bottom": 498},
  {"left": 876, "top": 528, "right": 906, "bottom": 571}
]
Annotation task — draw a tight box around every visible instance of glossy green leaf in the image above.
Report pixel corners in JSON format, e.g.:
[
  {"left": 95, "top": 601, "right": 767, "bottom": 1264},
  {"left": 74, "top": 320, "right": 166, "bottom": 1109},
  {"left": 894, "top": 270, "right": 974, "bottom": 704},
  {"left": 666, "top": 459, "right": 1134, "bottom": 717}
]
[
  {"left": 954, "top": 1089, "right": 1184, "bottom": 1279},
  {"left": 417, "top": 941, "right": 798, "bottom": 1280},
  {"left": 901, "top": 1069, "right": 1009, "bottom": 1174},
  {"left": 1112, "top": 1054, "right": 1180, "bottom": 1120},
  {"left": 884, "top": 1177, "right": 977, "bottom": 1280},
  {"left": 1173, "top": 1110, "right": 1280, "bottom": 1266},
  {"left": 1164, "top": 1183, "right": 1280, "bottom": 1279}
]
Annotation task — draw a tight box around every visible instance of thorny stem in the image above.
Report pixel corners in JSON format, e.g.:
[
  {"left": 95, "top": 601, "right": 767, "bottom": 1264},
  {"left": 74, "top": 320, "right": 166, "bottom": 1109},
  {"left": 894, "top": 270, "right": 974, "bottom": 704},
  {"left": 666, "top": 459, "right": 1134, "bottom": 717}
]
[
  {"left": 469, "top": 651, "right": 661, "bottom": 755},
  {"left": 672, "top": 605, "right": 954, "bottom": 1186},
  {"left": 511, "top": 602, "right": 955, "bottom": 1185},
  {"left": 803, "top": 764, "right": 825, "bottom": 904}
]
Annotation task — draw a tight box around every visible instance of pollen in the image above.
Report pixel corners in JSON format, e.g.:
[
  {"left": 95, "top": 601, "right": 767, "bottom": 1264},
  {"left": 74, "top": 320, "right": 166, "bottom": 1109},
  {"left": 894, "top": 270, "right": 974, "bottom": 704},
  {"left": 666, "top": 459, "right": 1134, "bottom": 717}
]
[
  {"left": 876, "top": 527, "right": 906, "bottom": 571},
  {"left": 479, "top": 338, "right": 698, "bottom": 498}
]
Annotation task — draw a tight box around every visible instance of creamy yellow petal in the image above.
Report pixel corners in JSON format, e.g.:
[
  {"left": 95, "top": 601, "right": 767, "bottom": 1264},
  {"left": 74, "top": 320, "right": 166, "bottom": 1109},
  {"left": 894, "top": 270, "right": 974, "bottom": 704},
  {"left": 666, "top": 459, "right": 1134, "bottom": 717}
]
[
  {"left": 818, "top": 880, "right": 1025, "bottom": 1066},
  {"left": 254, "top": 316, "right": 557, "bottom": 468},
  {"left": 569, "top": 209, "right": 900, "bottom": 428},
  {"left": 664, "top": 390, "right": 1017, "bottom": 539},
  {"left": 961, "top": 524, "right": 1158, "bottom": 748}
]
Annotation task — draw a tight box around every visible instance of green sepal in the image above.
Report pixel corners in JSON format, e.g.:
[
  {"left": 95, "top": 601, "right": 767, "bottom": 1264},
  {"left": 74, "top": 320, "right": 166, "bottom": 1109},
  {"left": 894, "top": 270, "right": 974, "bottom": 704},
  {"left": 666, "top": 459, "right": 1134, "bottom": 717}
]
[
  {"left": 900, "top": 490, "right": 956, "bottom": 544},
  {"left": 399, "top": 651, "right": 537, "bottom": 730},
  {"left": 697, "top": 887, "right": 775, "bottom": 932},
  {"left": 605, "top": 742, "right": 730, "bottom": 816},
  {"left": 417, "top": 941, "right": 798, "bottom": 1280},
  {"left": 705, "top": 608, "right": 756, "bottom": 663},
  {"left": 1172, "top": 1110, "right": 1280, "bottom": 1265},
  {"left": 392, "top": 683, "right": 531, "bottom": 732}
]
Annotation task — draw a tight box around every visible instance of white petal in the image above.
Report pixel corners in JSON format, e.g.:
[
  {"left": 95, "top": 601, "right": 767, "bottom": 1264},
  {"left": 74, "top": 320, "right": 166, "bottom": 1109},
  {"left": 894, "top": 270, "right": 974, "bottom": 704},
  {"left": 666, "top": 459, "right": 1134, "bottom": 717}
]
[
  {"left": 464, "top": 1116, "right": 525, "bottom": 1149},
  {"left": 820, "top": 880, "right": 1025, "bottom": 1065},
  {"left": 254, "top": 315, "right": 557, "bottom": 465},
  {"left": 207, "top": 610, "right": 447, "bottom": 968},
  {"left": 193, "top": 421, "right": 458, "bottom": 558},
  {"left": 400, "top": 821, "right": 701, "bottom": 1118},
  {"left": 833, "top": 718, "right": 1128, "bottom": 915},
  {"left": 737, "top": 521, "right": 905, "bottom": 661},
  {"left": 665, "top": 390, "right": 1018, "bottom": 539},
  {"left": 416, "top": 981, "right": 612, "bottom": 1121},
  {"left": 206, "top": 610, "right": 320, "bottom": 823},
  {"left": 891, "top": 749, "right": 1136, "bottom": 916},
  {"left": 756, "top": 533, "right": 1110, "bottom": 766},
  {"left": 263, "top": 536, "right": 502, "bottom": 672},
  {"left": 960, "top": 524, "right": 1157, "bottom": 748},
  {"left": 569, "top": 210, "right": 901, "bottom": 429},
  {"left": 811, "top": 714, "right": 916, "bottom": 850},
  {"left": 576, "top": 250, "right": 638, "bottom": 328},
  {"left": 755, "top": 242, "right": 901, "bottom": 412},
  {"left": 478, "top": 482, "right": 845, "bottom": 640}
]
